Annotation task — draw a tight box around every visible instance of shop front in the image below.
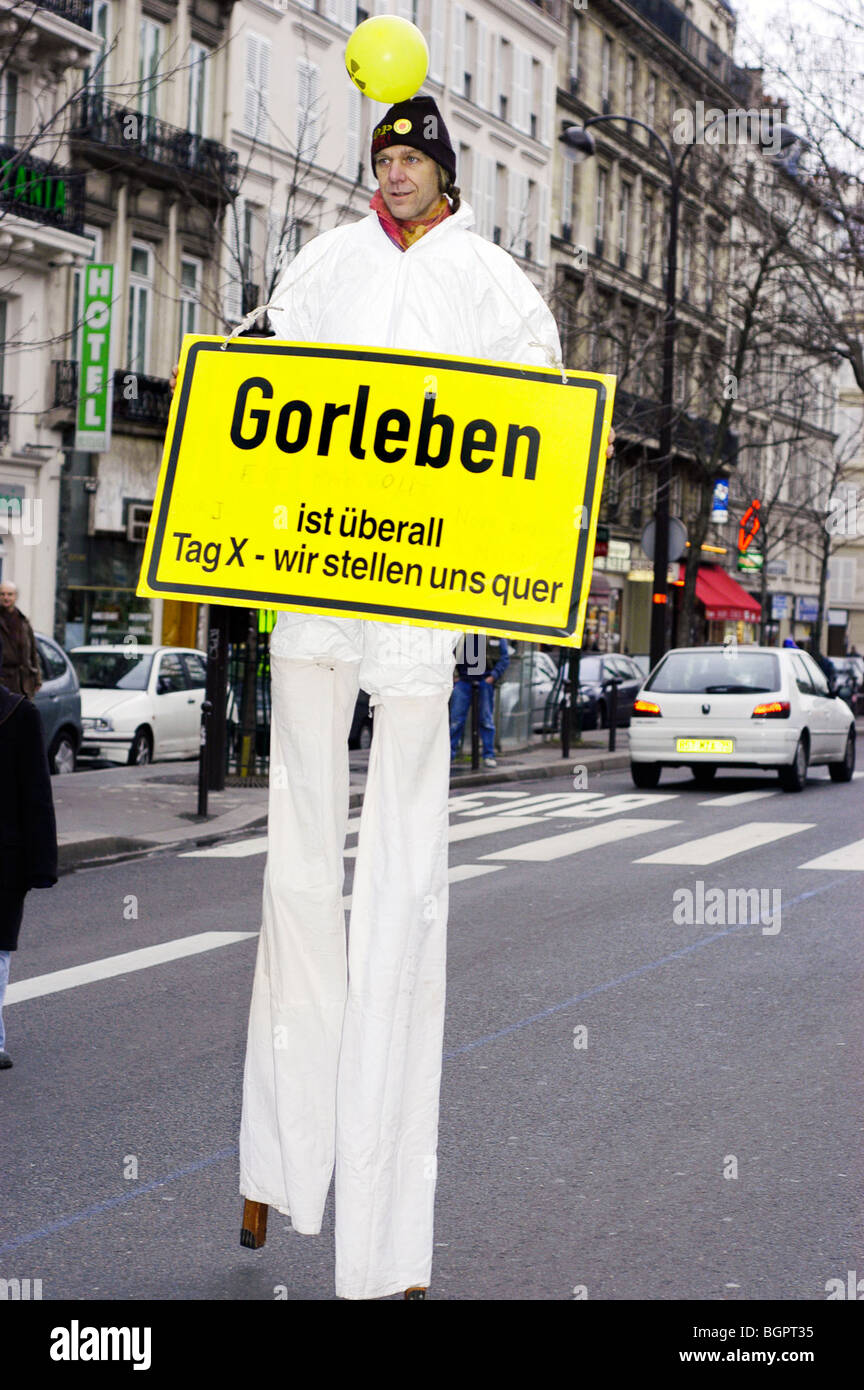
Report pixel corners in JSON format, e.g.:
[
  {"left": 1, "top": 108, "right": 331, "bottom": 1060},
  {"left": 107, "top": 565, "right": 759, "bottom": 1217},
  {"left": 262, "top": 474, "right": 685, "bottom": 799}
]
[{"left": 676, "top": 563, "right": 761, "bottom": 642}]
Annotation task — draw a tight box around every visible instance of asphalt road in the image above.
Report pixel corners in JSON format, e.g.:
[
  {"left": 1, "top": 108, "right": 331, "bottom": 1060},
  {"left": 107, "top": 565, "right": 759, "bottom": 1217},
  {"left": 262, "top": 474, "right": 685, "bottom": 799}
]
[{"left": 2, "top": 762, "right": 863, "bottom": 1301}]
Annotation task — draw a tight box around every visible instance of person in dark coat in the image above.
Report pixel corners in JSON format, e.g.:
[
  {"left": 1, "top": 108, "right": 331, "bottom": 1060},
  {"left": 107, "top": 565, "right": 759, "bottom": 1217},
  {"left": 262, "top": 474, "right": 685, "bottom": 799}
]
[
  {"left": 0, "top": 580, "right": 42, "bottom": 698},
  {"left": 0, "top": 632, "right": 58, "bottom": 1068}
]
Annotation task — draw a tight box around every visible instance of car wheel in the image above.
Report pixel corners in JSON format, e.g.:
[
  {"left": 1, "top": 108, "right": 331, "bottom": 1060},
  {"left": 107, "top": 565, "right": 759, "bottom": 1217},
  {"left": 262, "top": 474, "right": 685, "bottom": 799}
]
[
  {"left": 128, "top": 727, "right": 153, "bottom": 766},
  {"left": 49, "top": 730, "right": 77, "bottom": 775},
  {"left": 779, "top": 734, "right": 809, "bottom": 792},
  {"left": 631, "top": 761, "right": 661, "bottom": 789},
  {"left": 828, "top": 728, "right": 856, "bottom": 783},
  {"left": 691, "top": 764, "right": 716, "bottom": 787},
  {"left": 358, "top": 721, "right": 373, "bottom": 751}
]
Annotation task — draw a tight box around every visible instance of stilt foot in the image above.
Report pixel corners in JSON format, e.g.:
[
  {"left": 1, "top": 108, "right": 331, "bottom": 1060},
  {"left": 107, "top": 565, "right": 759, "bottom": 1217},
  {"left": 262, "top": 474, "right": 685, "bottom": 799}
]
[{"left": 240, "top": 1198, "right": 268, "bottom": 1249}]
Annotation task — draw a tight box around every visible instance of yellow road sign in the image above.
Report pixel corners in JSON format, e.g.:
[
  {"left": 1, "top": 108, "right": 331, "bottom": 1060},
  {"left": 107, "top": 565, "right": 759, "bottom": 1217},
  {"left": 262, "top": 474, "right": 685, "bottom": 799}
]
[{"left": 137, "top": 336, "right": 615, "bottom": 645}]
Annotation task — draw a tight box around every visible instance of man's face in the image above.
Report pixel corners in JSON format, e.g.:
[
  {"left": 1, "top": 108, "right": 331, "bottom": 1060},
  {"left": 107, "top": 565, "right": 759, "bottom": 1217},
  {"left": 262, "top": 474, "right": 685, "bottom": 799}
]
[
  {"left": 374, "top": 145, "right": 442, "bottom": 221},
  {"left": 0, "top": 585, "right": 16, "bottom": 610}
]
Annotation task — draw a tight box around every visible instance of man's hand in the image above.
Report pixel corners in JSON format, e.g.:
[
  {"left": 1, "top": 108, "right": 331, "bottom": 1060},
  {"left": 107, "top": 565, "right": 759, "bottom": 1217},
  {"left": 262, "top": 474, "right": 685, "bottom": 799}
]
[
  {"left": 169, "top": 362, "right": 179, "bottom": 395},
  {"left": 606, "top": 426, "right": 615, "bottom": 460},
  {"left": 485, "top": 675, "right": 495, "bottom": 685}
]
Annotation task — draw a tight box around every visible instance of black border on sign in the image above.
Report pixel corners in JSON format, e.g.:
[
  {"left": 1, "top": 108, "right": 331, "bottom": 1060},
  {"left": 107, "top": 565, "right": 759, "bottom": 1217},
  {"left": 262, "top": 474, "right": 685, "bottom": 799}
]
[{"left": 145, "top": 340, "right": 608, "bottom": 640}]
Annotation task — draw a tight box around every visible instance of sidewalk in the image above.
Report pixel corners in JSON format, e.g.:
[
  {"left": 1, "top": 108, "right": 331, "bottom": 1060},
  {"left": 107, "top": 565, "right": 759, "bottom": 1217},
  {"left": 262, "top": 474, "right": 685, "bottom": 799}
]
[{"left": 53, "top": 729, "right": 629, "bottom": 871}]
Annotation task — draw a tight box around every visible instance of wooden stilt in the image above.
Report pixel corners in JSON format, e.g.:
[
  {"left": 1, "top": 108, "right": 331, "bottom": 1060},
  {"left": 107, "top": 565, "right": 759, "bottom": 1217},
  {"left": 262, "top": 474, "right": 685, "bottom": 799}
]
[
  {"left": 240, "top": 1199, "right": 269, "bottom": 1249},
  {"left": 404, "top": 1286, "right": 427, "bottom": 1299}
]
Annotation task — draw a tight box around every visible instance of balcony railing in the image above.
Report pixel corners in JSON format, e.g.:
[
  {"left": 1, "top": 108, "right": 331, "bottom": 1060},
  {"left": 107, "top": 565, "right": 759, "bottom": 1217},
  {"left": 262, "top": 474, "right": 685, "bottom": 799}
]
[
  {"left": 70, "top": 95, "right": 239, "bottom": 195},
  {"left": 53, "top": 362, "right": 171, "bottom": 430},
  {"left": 34, "top": 0, "right": 93, "bottom": 27},
  {"left": 0, "top": 394, "right": 11, "bottom": 444},
  {"left": 0, "top": 143, "right": 86, "bottom": 235},
  {"left": 627, "top": 0, "right": 751, "bottom": 102}
]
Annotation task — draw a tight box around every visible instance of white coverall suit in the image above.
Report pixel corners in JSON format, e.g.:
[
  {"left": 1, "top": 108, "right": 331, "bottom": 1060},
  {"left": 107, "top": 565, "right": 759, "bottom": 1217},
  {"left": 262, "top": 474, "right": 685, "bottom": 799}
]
[{"left": 238, "top": 199, "right": 562, "bottom": 1299}]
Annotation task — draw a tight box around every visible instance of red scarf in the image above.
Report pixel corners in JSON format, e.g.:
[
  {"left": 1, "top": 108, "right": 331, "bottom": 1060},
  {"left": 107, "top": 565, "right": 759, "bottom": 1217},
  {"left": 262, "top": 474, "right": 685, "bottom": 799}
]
[{"left": 370, "top": 189, "right": 451, "bottom": 251}]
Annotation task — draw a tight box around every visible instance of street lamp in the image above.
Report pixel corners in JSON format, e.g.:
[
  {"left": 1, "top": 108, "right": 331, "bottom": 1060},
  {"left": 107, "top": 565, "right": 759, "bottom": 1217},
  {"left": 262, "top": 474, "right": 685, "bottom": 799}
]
[{"left": 559, "top": 112, "right": 803, "bottom": 670}]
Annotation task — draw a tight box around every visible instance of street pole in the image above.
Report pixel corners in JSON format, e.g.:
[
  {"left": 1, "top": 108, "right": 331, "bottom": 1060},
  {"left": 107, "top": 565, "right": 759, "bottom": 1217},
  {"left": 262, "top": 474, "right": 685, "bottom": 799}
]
[{"left": 650, "top": 170, "right": 679, "bottom": 673}]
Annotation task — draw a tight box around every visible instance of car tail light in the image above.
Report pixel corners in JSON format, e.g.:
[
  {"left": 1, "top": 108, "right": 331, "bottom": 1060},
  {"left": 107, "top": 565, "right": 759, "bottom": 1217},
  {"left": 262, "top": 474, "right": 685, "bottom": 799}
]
[
  {"left": 751, "top": 700, "right": 791, "bottom": 719},
  {"left": 632, "top": 699, "right": 662, "bottom": 717}
]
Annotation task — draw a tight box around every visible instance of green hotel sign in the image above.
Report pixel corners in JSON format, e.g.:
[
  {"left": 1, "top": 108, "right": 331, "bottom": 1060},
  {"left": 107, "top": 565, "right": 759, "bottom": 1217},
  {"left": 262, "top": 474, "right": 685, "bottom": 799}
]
[{"left": 75, "top": 264, "right": 115, "bottom": 454}]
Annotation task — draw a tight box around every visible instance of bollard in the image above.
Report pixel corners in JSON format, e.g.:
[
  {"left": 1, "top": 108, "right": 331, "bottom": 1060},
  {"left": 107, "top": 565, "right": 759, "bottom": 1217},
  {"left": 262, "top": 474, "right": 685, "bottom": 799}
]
[
  {"left": 561, "top": 668, "right": 571, "bottom": 760},
  {"left": 606, "top": 678, "right": 620, "bottom": 753},
  {"left": 471, "top": 681, "right": 480, "bottom": 771},
  {"left": 198, "top": 699, "right": 213, "bottom": 817}
]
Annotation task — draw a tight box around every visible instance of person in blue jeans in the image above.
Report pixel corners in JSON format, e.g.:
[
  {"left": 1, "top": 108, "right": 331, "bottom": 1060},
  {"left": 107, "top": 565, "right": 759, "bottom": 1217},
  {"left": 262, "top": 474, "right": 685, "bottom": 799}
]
[{"left": 450, "top": 635, "right": 510, "bottom": 768}]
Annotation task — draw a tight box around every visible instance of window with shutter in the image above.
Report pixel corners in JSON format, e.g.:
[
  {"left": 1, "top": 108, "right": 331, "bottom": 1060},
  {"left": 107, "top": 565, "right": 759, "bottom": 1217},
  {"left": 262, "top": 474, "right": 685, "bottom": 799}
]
[
  {"left": 428, "top": 1, "right": 445, "bottom": 80},
  {"left": 224, "top": 195, "right": 246, "bottom": 323},
  {"left": 561, "top": 157, "right": 573, "bottom": 239},
  {"left": 537, "top": 182, "right": 549, "bottom": 265},
  {"left": 451, "top": 6, "right": 466, "bottom": 96},
  {"left": 297, "top": 59, "right": 321, "bottom": 162},
  {"left": 476, "top": 22, "right": 488, "bottom": 110},
  {"left": 346, "top": 84, "right": 362, "bottom": 184},
  {"left": 514, "top": 50, "right": 531, "bottom": 133},
  {"left": 244, "top": 35, "right": 270, "bottom": 140},
  {"left": 540, "top": 63, "right": 552, "bottom": 145}
]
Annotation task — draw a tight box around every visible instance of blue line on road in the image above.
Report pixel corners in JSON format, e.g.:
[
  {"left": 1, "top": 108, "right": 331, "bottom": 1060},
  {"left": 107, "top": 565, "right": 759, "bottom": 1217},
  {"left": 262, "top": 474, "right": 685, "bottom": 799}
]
[{"left": 0, "top": 880, "right": 843, "bottom": 1256}]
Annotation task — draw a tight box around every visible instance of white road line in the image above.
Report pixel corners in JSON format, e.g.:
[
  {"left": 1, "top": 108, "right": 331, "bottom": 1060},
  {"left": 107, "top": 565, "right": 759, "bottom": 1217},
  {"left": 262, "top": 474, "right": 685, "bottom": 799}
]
[
  {"left": 6, "top": 932, "right": 256, "bottom": 1005},
  {"left": 799, "top": 838, "right": 864, "bottom": 872},
  {"left": 180, "top": 837, "right": 267, "bottom": 859},
  {"left": 344, "top": 814, "right": 543, "bottom": 857},
  {"left": 699, "top": 790, "right": 779, "bottom": 807},
  {"left": 459, "top": 792, "right": 601, "bottom": 818},
  {"left": 544, "top": 792, "right": 678, "bottom": 819},
  {"left": 635, "top": 821, "right": 814, "bottom": 866},
  {"left": 479, "top": 818, "right": 680, "bottom": 862},
  {"left": 341, "top": 862, "right": 504, "bottom": 910}
]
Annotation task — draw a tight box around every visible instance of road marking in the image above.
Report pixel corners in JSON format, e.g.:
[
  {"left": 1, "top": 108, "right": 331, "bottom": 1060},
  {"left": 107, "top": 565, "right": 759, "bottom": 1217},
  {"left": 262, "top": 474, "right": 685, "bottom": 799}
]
[
  {"left": 635, "top": 821, "right": 814, "bottom": 866},
  {"left": 344, "top": 814, "right": 542, "bottom": 857},
  {"left": 341, "top": 861, "right": 504, "bottom": 911},
  {"left": 6, "top": 932, "right": 257, "bottom": 1005},
  {"left": 544, "top": 792, "right": 678, "bottom": 819},
  {"left": 799, "top": 838, "right": 864, "bottom": 871},
  {"left": 699, "top": 790, "right": 779, "bottom": 807},
  {"left": 180, "top": 837, "right": 267, "bottom": 858},
  {"left": 479, "top": 818, "right": 679, "bottom": 862},
  {"left": 460, "top": 792, "right": 601, "bottom": 817}
]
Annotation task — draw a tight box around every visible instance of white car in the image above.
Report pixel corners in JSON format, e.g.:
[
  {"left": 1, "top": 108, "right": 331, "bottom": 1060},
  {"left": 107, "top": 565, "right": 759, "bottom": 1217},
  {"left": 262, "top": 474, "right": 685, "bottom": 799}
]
[
  {"left": 70, "top": 645, "right": 208, "bottom": 765},
  {"left": 629, "top": 645, "right": 856, "bottom": 792}
]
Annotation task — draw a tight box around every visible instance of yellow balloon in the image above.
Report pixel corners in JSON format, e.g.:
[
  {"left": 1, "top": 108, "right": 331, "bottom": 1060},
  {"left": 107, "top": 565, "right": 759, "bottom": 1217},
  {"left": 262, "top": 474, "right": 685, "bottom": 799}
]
[{"left": 345, "top": 15, "right": 429, "bottom": 105}]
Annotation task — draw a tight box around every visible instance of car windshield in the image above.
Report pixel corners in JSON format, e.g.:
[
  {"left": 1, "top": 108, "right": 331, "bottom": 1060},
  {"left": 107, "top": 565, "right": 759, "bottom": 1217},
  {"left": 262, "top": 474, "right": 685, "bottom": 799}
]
[
  {"left": 71, "top": 651, "right": 153, "bottom": 690},
  {"left": 578, "top": 657, "right": 604, "bottom": 683},
  {"left": 646, "top": 651, "right": 781, "bottom": 695}
]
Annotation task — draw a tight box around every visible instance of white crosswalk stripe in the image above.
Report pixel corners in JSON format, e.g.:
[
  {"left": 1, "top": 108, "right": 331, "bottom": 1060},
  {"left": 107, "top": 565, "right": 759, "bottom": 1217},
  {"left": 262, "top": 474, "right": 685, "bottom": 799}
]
[
  {"left": 699, "top": 790, "right": 779, "bottom": 807},
  {"left": 479, "top": 818, "right": 680, "bottom": 862},
  {"left": 344, "top": 814, "right": 543, "bottom": 857},
  {"left": 6, "top": 932, "right": 257, "bottom": 1005},
  {"left": 799, "top": 838, "right": 864, "bottom": 871},
  {"left": 635, "top": 820, "right": 814, "bottom": 866},
  {"left": 180, "top": 837, "right": 267, "bottom": 859}
]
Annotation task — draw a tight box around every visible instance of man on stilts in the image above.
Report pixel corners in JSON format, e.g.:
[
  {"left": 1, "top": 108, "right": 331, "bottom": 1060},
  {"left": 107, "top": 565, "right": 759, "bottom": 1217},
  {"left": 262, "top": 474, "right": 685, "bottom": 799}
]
[{"left": 237, "top": 95, "right": 567, "bottom": 1299}]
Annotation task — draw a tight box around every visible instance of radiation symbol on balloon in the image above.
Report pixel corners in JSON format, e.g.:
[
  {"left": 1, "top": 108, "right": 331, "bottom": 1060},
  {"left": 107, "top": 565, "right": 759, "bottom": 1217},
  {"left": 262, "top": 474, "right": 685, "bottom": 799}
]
[{"left": 345, "top": 15, "right": 429, "bottom": 104}]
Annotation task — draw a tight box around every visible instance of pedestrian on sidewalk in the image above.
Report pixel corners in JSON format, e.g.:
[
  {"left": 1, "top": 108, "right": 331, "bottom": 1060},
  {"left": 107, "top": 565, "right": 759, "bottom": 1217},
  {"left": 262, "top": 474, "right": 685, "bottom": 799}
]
[
  {"left": 450, "top": 635, "right": 510, "bottom": 768},
  {"left": 0, "top": 634, "right": 58, "bottom": 1069},
  {"left": 0, "top": 581, "right": 42, "bottom": 699}
]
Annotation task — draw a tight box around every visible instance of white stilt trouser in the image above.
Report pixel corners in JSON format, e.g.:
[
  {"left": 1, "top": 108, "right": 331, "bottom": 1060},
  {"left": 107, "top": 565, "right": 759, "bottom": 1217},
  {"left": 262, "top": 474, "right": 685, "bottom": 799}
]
[{"left": 239, "top": 613, "right": 459, "bottom": 1299}]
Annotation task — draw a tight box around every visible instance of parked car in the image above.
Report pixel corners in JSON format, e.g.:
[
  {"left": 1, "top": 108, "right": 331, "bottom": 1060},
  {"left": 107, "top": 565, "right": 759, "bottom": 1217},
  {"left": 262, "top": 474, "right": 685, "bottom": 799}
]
[
  {"left": 629, "top": 644, "right": 856, "bottom": 791},
  {"left": 33, "top": 633, "right": 82, "bottom": 774},
  {"left": 830, "top": 656, "right": 864, "bottom": 714},
  {"left": 498, "top": 650, "right": 561, "bottom": 733},
  {"left": 71, "top": 645, "right": 208, "bottom": 764},
  {"left": 629, "top": 654, "right": 651, "bottom": 679},
  {"left": 574, "top": 653, "right": 646, "bottom": 729}
]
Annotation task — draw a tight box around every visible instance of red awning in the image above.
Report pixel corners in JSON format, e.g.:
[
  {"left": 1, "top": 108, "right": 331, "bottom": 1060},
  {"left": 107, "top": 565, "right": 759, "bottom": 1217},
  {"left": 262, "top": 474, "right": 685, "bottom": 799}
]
[{"left": 678, "top": 564, "right": 761, "bottom": 621}]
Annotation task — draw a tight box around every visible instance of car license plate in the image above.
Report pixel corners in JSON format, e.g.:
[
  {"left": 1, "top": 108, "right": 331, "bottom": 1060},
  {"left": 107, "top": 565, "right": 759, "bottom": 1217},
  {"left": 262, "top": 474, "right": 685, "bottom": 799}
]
[{"left": 676, "top": 738, "right": 733, "bottom": 754}]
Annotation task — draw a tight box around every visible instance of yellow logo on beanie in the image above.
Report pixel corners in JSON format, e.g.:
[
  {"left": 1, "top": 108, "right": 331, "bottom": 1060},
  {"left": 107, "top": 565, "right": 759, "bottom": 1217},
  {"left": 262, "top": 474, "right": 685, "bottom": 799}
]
[{"left": 394, "top": 118, "right": 412, "bottom": 134}]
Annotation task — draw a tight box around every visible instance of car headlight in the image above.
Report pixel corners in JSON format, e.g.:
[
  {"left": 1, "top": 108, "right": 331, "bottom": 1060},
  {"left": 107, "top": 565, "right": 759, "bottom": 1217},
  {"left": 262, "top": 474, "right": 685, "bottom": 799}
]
[{"left": 83, "top": 716, "right": 114, "bottom": 731}]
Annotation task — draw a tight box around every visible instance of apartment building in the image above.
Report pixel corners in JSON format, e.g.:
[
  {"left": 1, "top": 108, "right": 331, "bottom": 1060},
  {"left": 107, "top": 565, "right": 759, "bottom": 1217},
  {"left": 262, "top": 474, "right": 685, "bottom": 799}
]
[
  {"left": 221, "top": 0, "right": 562, "bottom": 333},
  {"left": 46, "top": 0, "right": 237, "bottom": 648},
  {"left": 0, "top": 0, "right": 100, "bottom": 633}
]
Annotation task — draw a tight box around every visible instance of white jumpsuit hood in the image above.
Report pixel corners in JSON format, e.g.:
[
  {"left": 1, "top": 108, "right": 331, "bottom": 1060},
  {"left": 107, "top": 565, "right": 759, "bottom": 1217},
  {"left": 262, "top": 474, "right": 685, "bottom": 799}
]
[{"left": 238, "top": 200, "right": 562, "bottom": 1300}]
